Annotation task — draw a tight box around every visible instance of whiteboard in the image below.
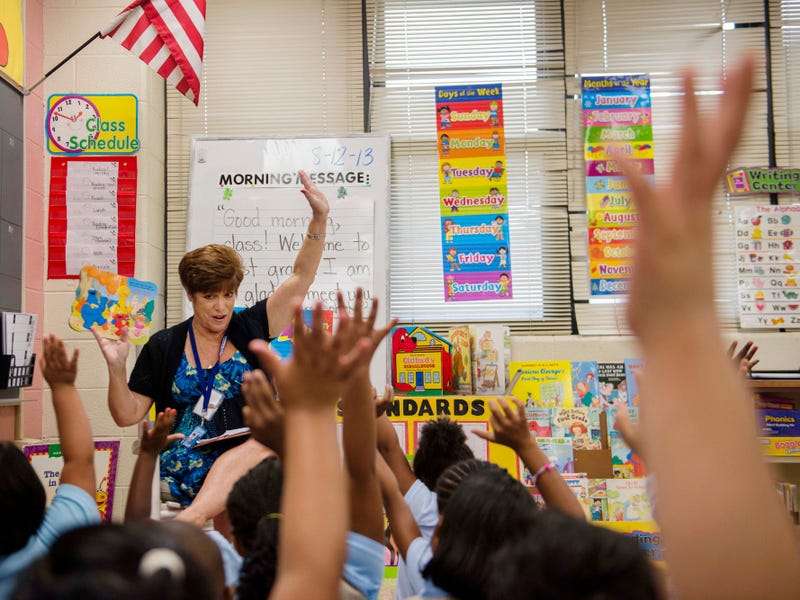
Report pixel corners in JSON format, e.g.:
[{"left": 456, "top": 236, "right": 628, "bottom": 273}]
[{"left": 186, "top": 135, "right": 390, "bottom": 385}]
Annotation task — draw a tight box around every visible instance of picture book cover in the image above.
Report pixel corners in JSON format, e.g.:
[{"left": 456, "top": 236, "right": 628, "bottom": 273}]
[
  {"left": 758, "top": 408, "right": 800, "bottom": 437},
  {"left": 552, "top": 407, "right": 600, "bottom": 449},
  {"left": 572, "top": 361, "right": 600, "bottom": 407},
  {"left": 564, "top": 474, "right": 591, "bottom": 519},
  {"left": 470, "top": 324, "right": 506, "bottom": 395},
  {"left": 448, "top": 325, "right": 473, "bottom": 394},
  {"left": 526, "top": 407, "right": 552, "bottom": 437},
  {"left": 23, "top": 440, "right": 120, "bottom": 523},
  {"left": 589, "top": 479, "right": 609, "bottom": 521},
  {"left": 606, "top": 478, "right": 653, "bottom": 522},
  {"left": 269, "top": 308, "right": 334, "bottom": 361},
  {"left": 391, "top": 326, "right": 453, "bottom": 395},
  {"left": 534, "top": 436, "right": 574, "bottom": 474},
  {"left": 510, "top": 361, "right": 573, "bottom": 408},
  {"left": 624, "top": 359, "right": 643, "bottom": 407},
  {"left": 69, "top": 266, "right": 157, "bottom": 345},
  {"left": 598, "top": 362, "right": 627, "bottom": 407},
  {"left": 609, "top": 430, "right": 634, "bottom": 474}
]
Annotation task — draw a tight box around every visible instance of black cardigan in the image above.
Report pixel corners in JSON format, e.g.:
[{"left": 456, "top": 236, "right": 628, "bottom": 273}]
[{"left": 128, "top": 299, "right": 271, "bottom": 433}]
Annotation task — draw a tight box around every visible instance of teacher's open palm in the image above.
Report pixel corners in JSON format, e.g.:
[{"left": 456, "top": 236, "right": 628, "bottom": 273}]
[
  {"left": 91, "top": 326, "right": 130, "bottom": 370},
  {"left": 299, "top": 170, "right": 329, "bottom": 218}
]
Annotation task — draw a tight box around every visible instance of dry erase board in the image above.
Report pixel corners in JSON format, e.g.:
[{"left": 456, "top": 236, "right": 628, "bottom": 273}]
[{"left": 185, "top": 135, "right": 390, "bottom": 383}]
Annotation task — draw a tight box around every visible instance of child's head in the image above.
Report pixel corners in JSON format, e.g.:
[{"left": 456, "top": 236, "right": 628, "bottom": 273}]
[
  {"left": 498, "top": 247, "right": 507, "bottom": 256},
  {"left": 0, "top": 442, "right": 46, "bottom": 557},
  {"left": 412, "top": 418, "right": 474, "bottom": 491},
  {"left": 424, "top": 464, "right": 538, "bottom": 600},
  {"left": 160, "top": 522, "right": 227, "bottom": 599},
  {"left": 442, "top": 163, "right": 451, "bottom": 173},
  {"left": 495, "top": 216, "right": 505, "bottom": 225},
  {"left": 439, "top": 106, "right": 450, "bottom": 117},
  {"left": 489, "top": 187, "right": 500, "bottom": 196},
  {"left": 486, "top": 508, "right": 661, "bottom": 600},
  {"left": 441, "top": 134, "right": 450, "bottom": 143},
  {"left": 12, "top": 522, "right": 217, "bottom": 600},
  {"left": 226, "top": 457, "right": 283, "bottom": 600},
  {"left": 499, "top": 274, "right": 510, "bottom": 285},
  {"left": 495, "top": 160, "right": 503, "bottom": 168}
]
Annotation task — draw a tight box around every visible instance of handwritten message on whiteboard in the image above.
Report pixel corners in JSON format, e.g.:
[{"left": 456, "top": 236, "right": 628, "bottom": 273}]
[{"left": 185, "top": 136, "right": 390, "bottom": 380}]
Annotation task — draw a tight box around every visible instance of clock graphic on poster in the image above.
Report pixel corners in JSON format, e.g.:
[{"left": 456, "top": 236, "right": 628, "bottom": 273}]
[{"left": 47, "top": 95, "right": 100, "bottom": 153}]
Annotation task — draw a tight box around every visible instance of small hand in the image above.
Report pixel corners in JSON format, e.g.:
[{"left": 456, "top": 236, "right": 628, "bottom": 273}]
[
  {"left": 299, "top": 170, "right": 329, "bottom": 218},
  {"left": 473, "top": 397, "right": 533, "bottom": 453},
  {"left": 41, "top": 335, "right": 79, "bottom": 389},
  {"left": 249, "top": 302, "right": 374, "bottom": 411},
  {"left": 242, "top": 369, "right": 285, "bottom": 454},
  {"left": 336, "top": 288, "right": 397, "bottom": 380},
  {"left": 140, "top": 408, "right": 183, "bottom": 454},
  {"left": 91, "top": 325, "right": 130, "bottom": 372},
  {"left": 727, "top": 340, "right": 759, "bottom": 374}
]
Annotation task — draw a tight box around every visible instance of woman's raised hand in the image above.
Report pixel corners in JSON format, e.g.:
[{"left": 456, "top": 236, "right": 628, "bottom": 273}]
[
  {"left": 91, "top": 325, "right": 130, "bottom": 372},
  {"left": 298, "top": 170, "right": 329, "bottom": 219}
]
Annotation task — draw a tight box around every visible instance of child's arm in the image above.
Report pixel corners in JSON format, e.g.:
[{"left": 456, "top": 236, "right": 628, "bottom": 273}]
[
  {"left": 124, "top": 408, "right": 183, "bottom": 522},
  {"left": 377, "top": 413, "right": 417, "bottom": 495},
  {"left": 339, "top": 290, "right": 395, "bottom": 542},
  {"left": 475, "top": 398, "right": 585, "bottom": 520},
  {"left": 41, "top": 335, "right": 95, "bottom": 498},
  {"left": 377, "top": 453, "right": 421, "bottom": 560},
  {"left": 252, "top": 304, "right": 373, "bottom": 600},
  {"left": 619, "top": 58, "right": 800, "bottom": 599}
]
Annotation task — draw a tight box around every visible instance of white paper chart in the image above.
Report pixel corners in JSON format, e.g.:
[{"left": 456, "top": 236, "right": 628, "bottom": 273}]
[
  {"left": 735, "top": 205, "right": 800, "bottom": 329},
  {"left": 65, "top": 161, "right": 120, "bottom": 274},
  {"left": 186, "top": 136, "right": 390, "bottom": 382}
]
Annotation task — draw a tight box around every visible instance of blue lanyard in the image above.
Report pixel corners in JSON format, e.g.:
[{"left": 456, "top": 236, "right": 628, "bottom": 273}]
[{"left": 188, "top": 321, "right": 227, "bottom": 415}]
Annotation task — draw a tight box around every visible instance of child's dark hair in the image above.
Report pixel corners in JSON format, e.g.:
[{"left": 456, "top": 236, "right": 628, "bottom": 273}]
[
  {"left": 487, "top": 508, "right": 662, "bottom": 600},
  {"left": 226, "top": 456, "right": 283, "bottom": 600},
  {"left": 412, "top": 418, "right": 474, "bottom": 491},
  {"left": 0, "top": 442, "right": 46, "bottom": 556},
  {"left": 423, "top": 464, "right": 538, "bottom": 600},
  {"left": 435, "top": 458, "right": 492, "bottom": 513},
  {"left": 11, "top": 522, "right": 215, "bottom": 600}
]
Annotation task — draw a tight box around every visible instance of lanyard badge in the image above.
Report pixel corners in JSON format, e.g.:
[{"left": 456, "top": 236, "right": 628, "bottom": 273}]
[{"left": 188, "top": 322, "right": 228, "bottom": 421}]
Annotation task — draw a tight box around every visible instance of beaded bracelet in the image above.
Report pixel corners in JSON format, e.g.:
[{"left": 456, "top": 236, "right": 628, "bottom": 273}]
[{"left": 530, "top": 461, "right": 556, "bottom": 488}]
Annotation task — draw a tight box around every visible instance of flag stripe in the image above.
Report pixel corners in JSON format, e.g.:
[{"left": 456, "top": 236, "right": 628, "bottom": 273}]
[{"left": 100, "top": 0, "right": 205, "bottom": 105}]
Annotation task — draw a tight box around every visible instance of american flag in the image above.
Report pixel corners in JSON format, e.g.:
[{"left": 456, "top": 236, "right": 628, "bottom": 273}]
[{"left": 100, "top": 0, "right": 206, "bottom": 105}]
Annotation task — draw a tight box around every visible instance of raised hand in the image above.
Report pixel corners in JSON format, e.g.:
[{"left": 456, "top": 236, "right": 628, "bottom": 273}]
[
  {"left": 242, "top": 369, "right": 285, "bottom": 454},
  {"left": 299, "top": 170, "right": 329, "bottom": 219},
  {"left": 335, "top": 289, "right": 396, "bottom": 378},
  {"left": 617, "top": 58, "right": 754, "bottom": 342},
  {"left": 91, "top": 325, "right": 130, "bottom": 372},
  {"left": 140, "top": 408, "right": 183, "bottom": 455},
  {"left": 727, "top": 340, "right": 759, "bottom": 374},
  {"left": 249, "top": 302, "right": 373, "bottom": 411},
  {"left": 473, "top": 397, "right": 534, "bottom": 453},
  {"left": 41, "top": 335, "right": 79, "bottom": 389}
]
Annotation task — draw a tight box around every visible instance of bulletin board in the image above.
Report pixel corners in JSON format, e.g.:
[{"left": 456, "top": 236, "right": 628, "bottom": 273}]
[{"left": 185, "top": 135, "right": 390, "bottom": 384}]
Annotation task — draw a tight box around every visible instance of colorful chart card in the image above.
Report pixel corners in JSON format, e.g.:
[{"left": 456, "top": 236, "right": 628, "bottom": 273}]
[
  {"left": 69, "top": 265, "right": 157, "bottom": 345},
  {"left": 735, "top": 205, "right": 800, "bottom": 329},
  {"left": 582, "top": 74, "right": 653, "bottom": 300},
  {"left": 436, "top": 83, "right": 512, "bottom": 302}
]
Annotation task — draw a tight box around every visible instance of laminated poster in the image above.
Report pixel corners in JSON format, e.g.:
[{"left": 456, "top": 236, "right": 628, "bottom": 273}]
[
  {"left": 69, "top": 265, "right": 157, "bottom": 345},
  {"left": 436, "top": 83, "right": 513, "bottom": 302}
]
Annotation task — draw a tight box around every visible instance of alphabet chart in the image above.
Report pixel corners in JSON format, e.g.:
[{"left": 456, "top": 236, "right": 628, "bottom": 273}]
[{"left": 735, "top": 205, "right": 800, "bottom": 329}]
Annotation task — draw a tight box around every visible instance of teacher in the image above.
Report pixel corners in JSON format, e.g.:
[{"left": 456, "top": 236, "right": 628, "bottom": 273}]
[{"left": 93, "top": 171, "right": 329, "bottom": 525}]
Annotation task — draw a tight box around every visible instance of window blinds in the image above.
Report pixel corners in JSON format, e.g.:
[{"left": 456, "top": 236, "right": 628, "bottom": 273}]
[
  {"left": 365, "top": 0, "right": 573, "bottom": 333},
  {"left": 565, "top": 0, "right": 770, "bottom": 334},
  {"left": 165, "top": 0, "right": 365, "bottom": 325}
]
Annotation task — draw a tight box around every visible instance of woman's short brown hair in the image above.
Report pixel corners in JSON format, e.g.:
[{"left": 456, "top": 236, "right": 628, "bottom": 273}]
[{"left": 179, "top": 244, "right": 244, "bottom": 296}]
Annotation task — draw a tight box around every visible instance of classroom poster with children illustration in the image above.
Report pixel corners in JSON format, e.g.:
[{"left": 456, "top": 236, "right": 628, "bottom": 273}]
[
  {"left": 23, "top": 441, "right": 120, "bottom": 523},
  {"left": 582, "top": 74, "right": 653, "bottom": 300},
  {"left": 436, "top": 83, "right": 513, "bottom": 301}
]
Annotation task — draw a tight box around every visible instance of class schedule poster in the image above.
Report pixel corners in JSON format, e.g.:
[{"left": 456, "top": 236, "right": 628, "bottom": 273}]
[
  {"left": 435, "top": 84, "right": 513, "bottom": 302},
  {"left": 582, "top": 75, "right": 653, "bottom": 300}
]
